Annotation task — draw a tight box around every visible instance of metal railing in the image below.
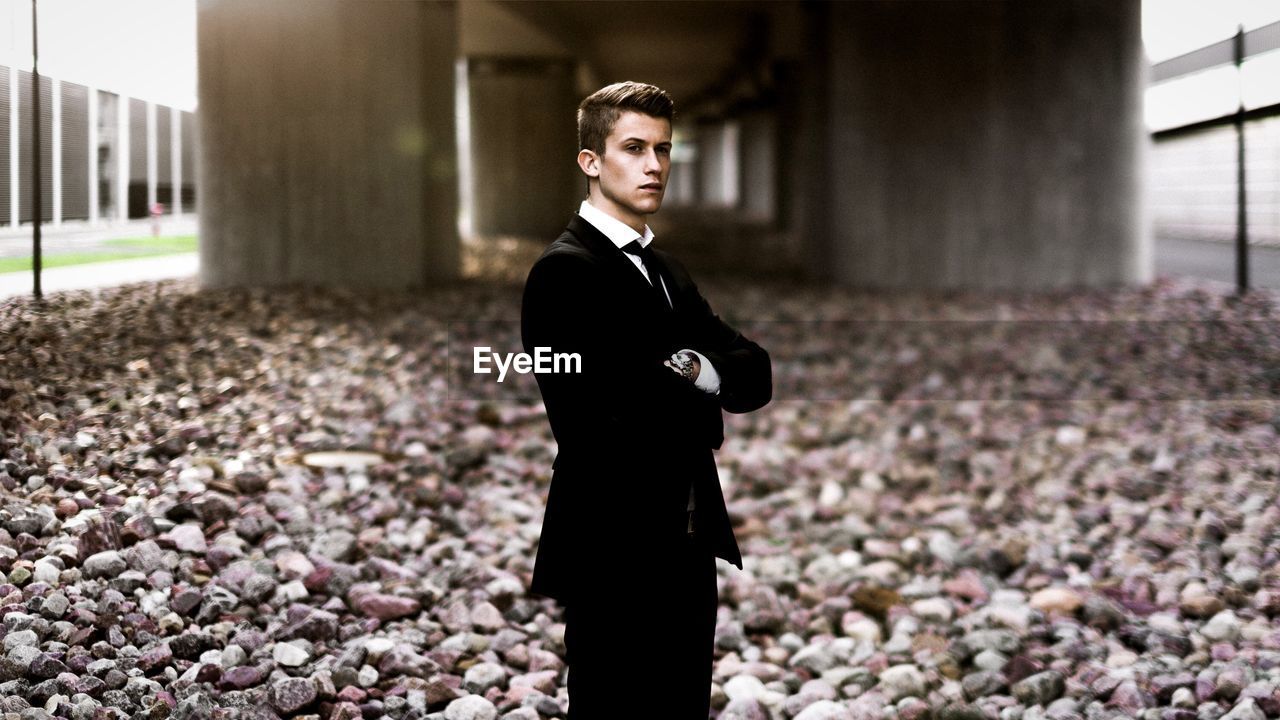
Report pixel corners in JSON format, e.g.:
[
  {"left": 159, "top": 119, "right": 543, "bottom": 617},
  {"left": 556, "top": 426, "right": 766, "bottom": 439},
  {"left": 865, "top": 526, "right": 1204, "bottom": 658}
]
[{"left": 1150, "top": 20, "right": 1280, "bottom": 295}]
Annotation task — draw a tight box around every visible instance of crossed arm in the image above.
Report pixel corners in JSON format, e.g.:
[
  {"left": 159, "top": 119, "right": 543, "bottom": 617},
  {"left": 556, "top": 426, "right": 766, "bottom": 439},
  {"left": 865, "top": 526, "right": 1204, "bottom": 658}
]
[{"left": 520, "top": 251, "right": 771, "bottom": 452}]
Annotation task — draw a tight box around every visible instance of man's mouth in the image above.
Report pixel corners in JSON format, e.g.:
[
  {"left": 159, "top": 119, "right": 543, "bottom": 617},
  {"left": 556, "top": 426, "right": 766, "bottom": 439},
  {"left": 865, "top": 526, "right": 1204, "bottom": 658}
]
[{"left": 641, "top": 183, "right": 663, "bottom": 192}]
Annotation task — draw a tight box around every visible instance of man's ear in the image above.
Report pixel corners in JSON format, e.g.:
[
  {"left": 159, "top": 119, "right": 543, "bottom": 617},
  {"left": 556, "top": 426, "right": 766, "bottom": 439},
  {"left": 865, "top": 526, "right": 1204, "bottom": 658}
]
[{"left": 577, "top": 149, "right": 600, "bottom": 178}]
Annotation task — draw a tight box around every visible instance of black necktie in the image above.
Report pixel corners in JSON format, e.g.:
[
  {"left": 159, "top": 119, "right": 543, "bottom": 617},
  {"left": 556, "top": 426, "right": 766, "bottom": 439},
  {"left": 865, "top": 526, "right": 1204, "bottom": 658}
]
[{"left": 621, "top": 240, "right": 671, "bottom": 310}]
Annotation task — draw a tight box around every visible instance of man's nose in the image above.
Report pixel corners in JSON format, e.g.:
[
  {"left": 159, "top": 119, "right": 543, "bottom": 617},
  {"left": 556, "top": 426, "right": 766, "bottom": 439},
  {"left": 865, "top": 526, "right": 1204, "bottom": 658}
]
[{"left": 644, "top": 149, "right": 662, "bottom": 173}]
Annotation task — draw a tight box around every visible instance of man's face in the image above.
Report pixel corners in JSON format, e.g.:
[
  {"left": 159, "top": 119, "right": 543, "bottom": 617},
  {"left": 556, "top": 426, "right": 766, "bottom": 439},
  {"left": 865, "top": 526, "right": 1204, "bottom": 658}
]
[{"left": 585, "top": 111, "right": 672, "bottom": 228}]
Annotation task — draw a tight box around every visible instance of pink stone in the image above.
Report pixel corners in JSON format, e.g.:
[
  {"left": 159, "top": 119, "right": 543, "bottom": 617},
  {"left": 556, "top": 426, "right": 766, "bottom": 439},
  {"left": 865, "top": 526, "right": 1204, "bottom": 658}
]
[
  {"left": 509, "top": 670, "right": 559, "bottom": 695},
  {"left": 336, "top": 686, "right": 366, "bottom": 703},
  {"left": 504, "top": 685, "right": 542, "bottom": 705},
  {"left": 330, "top": 702, "right": 363, "bottom": 720},
  {"left": 354, "top": 592, "right": 421, "bottom": 621},
  {"left": 943, "top": 569, "right": 989, "bottom": 603}
]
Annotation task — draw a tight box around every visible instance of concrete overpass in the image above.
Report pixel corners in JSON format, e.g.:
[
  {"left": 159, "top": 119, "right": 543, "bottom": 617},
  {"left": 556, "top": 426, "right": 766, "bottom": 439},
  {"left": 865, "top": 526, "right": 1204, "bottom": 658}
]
[{"left": 197, "top": 0, "right": 1147, "bottom": 291}]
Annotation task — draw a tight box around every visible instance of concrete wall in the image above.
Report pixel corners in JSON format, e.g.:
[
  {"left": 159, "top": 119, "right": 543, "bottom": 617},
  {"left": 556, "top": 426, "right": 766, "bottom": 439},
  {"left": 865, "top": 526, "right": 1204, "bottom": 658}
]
[
  {"left": 819, "top": 0, "right": 1148, "bottom": 290},
  {"left": 197, "top": 0, "right": 458, "bottom": 289},
  {"left": 1151, "top": 117, "right": 1280, "bottom": 247}
]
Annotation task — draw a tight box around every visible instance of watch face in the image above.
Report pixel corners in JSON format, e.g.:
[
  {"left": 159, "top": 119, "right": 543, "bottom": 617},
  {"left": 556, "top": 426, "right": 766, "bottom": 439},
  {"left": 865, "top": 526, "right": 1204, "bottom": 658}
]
[{"left": 671, "top": 352, "right": 695, "bottom": 380}]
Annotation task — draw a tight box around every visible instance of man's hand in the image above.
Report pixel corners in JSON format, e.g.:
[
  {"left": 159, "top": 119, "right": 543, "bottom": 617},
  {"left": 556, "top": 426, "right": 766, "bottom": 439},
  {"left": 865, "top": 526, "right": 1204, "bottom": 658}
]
[{"left": 664, "top": 350, "right": 700, "bottom": 382}]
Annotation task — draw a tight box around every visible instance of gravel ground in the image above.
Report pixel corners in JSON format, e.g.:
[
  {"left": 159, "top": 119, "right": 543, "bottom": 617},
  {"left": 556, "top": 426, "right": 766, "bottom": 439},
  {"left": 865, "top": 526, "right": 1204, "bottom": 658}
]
[{"left": 0, "top": 275, "right": 1277, "bottom": 720}]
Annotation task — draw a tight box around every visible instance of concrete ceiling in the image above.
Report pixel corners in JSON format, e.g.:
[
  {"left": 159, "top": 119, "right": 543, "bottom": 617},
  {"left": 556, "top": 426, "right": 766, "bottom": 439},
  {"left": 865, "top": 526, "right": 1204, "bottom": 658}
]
[{"left": 492, "top": 0, "right": 797, "bottom": 115}]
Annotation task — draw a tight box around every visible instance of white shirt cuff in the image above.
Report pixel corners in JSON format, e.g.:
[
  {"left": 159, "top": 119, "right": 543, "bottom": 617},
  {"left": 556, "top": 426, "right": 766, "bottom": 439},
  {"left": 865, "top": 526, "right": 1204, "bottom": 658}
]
[{"left": 683, "top": 349, "right": 721, "bottom": 395}]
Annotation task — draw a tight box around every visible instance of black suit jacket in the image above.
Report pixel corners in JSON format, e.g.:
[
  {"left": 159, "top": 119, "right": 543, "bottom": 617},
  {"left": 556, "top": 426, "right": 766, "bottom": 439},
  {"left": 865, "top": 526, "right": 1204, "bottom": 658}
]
[{"left": 521, "top": 212, "right": 772, "bottom": 605}]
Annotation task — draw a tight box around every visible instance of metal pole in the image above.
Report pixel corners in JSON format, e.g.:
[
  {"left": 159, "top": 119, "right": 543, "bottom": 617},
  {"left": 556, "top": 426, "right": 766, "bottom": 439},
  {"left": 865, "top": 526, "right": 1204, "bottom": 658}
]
[
  {"left": 1234, "top": 25, "right": 1248, "bottom": 296},
  {"left": 31, "top": 0, "right": 42, "bottom": 301}
]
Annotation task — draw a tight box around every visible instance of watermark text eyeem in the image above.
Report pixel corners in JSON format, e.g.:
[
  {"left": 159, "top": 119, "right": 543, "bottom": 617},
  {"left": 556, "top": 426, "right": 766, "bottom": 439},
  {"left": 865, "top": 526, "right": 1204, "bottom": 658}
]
[{"left": 473, "top": 346, "right": 581, "bottom": 383}]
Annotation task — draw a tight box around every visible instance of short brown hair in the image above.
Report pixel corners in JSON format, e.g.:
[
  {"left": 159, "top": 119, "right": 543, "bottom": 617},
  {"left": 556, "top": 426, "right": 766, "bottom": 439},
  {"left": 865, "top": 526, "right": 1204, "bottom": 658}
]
[{"left": 577, "top": 81, "right": 675, "bottom": 156}]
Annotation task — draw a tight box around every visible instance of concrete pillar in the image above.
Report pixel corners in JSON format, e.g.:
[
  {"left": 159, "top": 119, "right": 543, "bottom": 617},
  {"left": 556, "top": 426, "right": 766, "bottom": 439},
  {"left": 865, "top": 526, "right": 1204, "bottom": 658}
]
[
  {"left": 116, "top": 96, "right": 128, "bottom": 222},
  {"left": 8, "top": 66, "right": 18, "bottom": 226},
  {"left": 820, "top": 0, "right": 1147, "bottom": 290},
  {"left": 667, "top": 158, "right": 697, "bottom": 207},
  {"left": 88, "top": 85, "right": 98, "bottom": 224},
  {"left": 170, "top": 106, "right": 181, "bottom": 221},
  {"left": 697, "top": 120, "right": 740, "bottom": 209},
  {"left": 197, "top": 0, "right": 459, "bottom": 289},
  {"left": 145, "top": 102, "right": 156, "bottom": 214},
  {"left": 464, "top": 56, "right": 577, "bottom": 240},
  {"left": 456, "top": 0, "right": 577, "bottom": 240},
  {"left": 775, "top": 7, "right": 832, "bottom": 280},
  {"left": 739, "top": 112, "right": 776, "bottom": 223},
  {"left": 51, "top": 78, "right": 61, "bottom": 226}
]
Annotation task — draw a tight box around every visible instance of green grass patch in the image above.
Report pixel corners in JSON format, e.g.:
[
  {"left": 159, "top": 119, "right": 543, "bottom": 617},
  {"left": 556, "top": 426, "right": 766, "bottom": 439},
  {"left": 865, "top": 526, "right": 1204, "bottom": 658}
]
[
  {"left": 0, "top": 235, "right": 197, "bottom": 274},
  {"left": 101, "top": 235, "right": 199, "bottom": 253}
]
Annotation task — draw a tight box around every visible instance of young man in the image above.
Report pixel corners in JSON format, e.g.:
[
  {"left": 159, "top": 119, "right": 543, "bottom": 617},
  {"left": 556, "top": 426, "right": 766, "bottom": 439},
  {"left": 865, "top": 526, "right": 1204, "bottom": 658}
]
[{"left": 521, "top": 81, "right": 772, "bottom": 719}]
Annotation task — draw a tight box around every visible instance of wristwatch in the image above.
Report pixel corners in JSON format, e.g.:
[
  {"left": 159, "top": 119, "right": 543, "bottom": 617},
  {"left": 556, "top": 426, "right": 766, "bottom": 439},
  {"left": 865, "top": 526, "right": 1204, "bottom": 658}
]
[{"left": 667, "top": 350, "right": 696, "bottom": 382}]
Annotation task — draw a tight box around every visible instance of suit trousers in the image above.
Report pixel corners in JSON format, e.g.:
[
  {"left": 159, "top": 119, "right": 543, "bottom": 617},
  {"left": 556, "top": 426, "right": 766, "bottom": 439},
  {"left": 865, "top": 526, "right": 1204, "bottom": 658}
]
[{"left": 562, "top": 527, "right": 718, "bottom": 720}]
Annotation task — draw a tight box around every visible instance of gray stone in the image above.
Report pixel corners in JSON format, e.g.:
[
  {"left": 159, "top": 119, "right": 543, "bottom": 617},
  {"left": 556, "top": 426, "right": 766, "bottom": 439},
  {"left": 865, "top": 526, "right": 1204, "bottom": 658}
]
[
  {"left": 937, "top": 705, "right": 987, "bottom": 720},
  {"left": 272, "top": 641, "right": 311, "bottom": 667},
  {"left": 721, "top": 696, "right": 768, "bottom": 720},
  {"left": 125, "top": 540, "right": 169, "bottom": 574},
  {"left": 793, "top": 700, "right": 854, "bottom": 720},
  {"left": 174, "top": 691, "right": 216, "bottom": 720},
  {"left": 973, "top": 649, "right": 1010, "bottom": 672},
  {"left": 2, "top": 630, "right": 38, "bottom": 653},
  {"left": 961, "top": 629, "right": 1022, "bottom": 656},
  {"left": 724, "top": 674, "right": 771, "bottom": 703},
  {"left": 0, "top": 657, "right": 25, "bottom": 682},
  {"left": 463, "top": 662, "right": 507, "bottom": 694},
  {"left": 444, "top": 695, "right": 498, "bottom": 720},
  {"left": 963, "top": 671, "right": 1008, "bottom": 699},
  {"left": 1220, "top": 699, "right": 1264, "bottom": 720},
  {"left": 1202, "top": 611, "right": 1242, "bottom": 643},
  {"left": 38, "top": 593, "right": 68, "bottom": 619},
  {"left": 310, "top": 529, "right": 357, "bottom": 562},
  {"left": 168, "top": 524, "right": 208, "bottom": 554},
  {"left": 1044, "top": 697, "right": 1081, "bottom": 720},
  {"left": 792, "top": 643, "right": 839, "bottom": 674},
  {"left": 222, "top": 644, "right": 247, "bottom": 667},
  {"left": 470, "top": 602, "right": 506, "bottom": 632},
  {"left": 880, "top": 664, "right": 927, "bottom": 702},
  {"left": 1012, "top": 671, "right": 1065, "bottom": 707},
  {"left": 82, "top": 550, "right": 126, "bottom": 579},
  {"left": 31, "top": 560, "right": 60, "bottom": 585}
]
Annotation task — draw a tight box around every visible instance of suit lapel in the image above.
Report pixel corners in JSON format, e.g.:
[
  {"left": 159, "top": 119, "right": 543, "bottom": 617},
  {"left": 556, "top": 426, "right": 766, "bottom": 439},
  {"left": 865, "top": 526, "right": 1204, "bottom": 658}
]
[
  {"left": 566, "top": 213, "right": 676, "bottom": 314},
  {"left": 645, "top": 250, "right": 679, "bottom": 313}
]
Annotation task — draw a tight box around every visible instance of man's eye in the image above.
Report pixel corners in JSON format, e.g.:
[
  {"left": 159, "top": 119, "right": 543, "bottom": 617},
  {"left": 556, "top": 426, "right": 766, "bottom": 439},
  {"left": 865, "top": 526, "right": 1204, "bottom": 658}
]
[
  {"left": 628, "top": 146, "right": 641, "bottom": 152},
  {"left": 657, "top": 147, "right": 671, "bottom": 155}
]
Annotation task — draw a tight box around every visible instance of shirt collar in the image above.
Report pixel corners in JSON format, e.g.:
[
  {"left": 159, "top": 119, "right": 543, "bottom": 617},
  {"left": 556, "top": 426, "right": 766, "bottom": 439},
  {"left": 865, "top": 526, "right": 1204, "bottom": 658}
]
[{"left": 578, "top": 199, "right": 655, "bottom": 250}]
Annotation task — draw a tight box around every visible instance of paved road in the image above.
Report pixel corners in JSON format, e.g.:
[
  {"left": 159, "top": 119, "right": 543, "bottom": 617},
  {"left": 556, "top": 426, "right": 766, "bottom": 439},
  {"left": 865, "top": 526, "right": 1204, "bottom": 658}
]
[
  {"left": 0, "top": 217, "right": 199, "bottom": 258},
  {"left": 0, "top": 217, "right": 201, "bottom": 300},
  {"left": 0, "top": 253, "right": 198, "bottom": 300},
  {"left": 1155, "top": 236, "right": 1280, "bottom": 292}
]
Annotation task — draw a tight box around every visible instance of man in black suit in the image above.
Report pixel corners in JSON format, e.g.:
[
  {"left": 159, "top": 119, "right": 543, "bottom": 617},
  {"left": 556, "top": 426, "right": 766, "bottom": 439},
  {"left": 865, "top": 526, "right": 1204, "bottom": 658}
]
[{"left": 521, "top": 81, "right": 771, "bottom": 719}]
